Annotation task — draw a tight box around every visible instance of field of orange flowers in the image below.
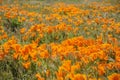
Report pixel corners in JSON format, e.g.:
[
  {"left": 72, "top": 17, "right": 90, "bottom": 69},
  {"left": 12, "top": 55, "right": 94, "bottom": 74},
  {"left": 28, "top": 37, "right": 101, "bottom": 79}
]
[{"left": 0, "top": 0, "right": 120, "bottom": 80}]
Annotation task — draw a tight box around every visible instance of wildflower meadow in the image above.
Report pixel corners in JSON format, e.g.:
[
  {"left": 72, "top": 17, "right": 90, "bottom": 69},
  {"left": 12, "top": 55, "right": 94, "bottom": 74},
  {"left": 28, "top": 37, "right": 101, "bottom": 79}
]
[{"left": 0, "top": 0, "right": 120, "bottom": 80}]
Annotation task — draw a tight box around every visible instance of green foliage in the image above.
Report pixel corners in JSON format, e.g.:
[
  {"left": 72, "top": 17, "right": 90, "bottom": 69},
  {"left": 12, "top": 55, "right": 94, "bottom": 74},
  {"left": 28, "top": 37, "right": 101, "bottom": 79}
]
[
  {"left": 3, "top": 18, "right": 22, "bottom": 33},
  {"left": 0, "top": 54, "right": 37, "bottom": 80}
]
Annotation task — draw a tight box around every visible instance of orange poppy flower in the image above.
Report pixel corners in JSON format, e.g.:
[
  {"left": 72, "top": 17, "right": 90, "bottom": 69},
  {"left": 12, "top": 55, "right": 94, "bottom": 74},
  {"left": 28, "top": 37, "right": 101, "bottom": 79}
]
[
  {"left": 11, "top": 44, "right": 21, "bottom": 53},
  {"left": 61, "top": 60, "right": 71, "bottom": 72},
  {"left": 98, "top": 64, "right": 105, "bottom": 76},
  {"left": 22, "top": 61, "right": 31, "bottom": 69},
  {"left": 73, "top": 74, "right": 87, "bottom": 80},
  {"left": 46, "top": 70, "right": 50, "bottom": 77},
  {"left": 13, "top": 53, "right": 19, "bottom": 60},
  {"left": 20, "top": 28, "right": 26, "bottom": 34},
  {"left": 22, "top": 54, "right": 29, "bottom": 61},
  {"left": 40, "top": 50, "right": 49, "bottom": 59},
  {"left": 35, "top": 73, "right": 45, "bottom": 80},
  {"left": 108, "top": 73, "right": 120, "bottom": 80}
]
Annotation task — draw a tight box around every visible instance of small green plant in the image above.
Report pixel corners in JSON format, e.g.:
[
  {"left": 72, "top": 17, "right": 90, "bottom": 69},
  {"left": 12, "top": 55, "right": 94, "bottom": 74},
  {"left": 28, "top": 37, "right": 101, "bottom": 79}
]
[{"left": 3, "top": 18, "right": 22, "bottom": 33}]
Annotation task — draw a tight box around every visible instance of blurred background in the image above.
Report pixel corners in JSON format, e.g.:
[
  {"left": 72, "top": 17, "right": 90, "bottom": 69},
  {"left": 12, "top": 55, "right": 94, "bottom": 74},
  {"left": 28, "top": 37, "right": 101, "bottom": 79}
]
[{"left": 0, "top": 0, "right": 120, "bottom": 5}]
